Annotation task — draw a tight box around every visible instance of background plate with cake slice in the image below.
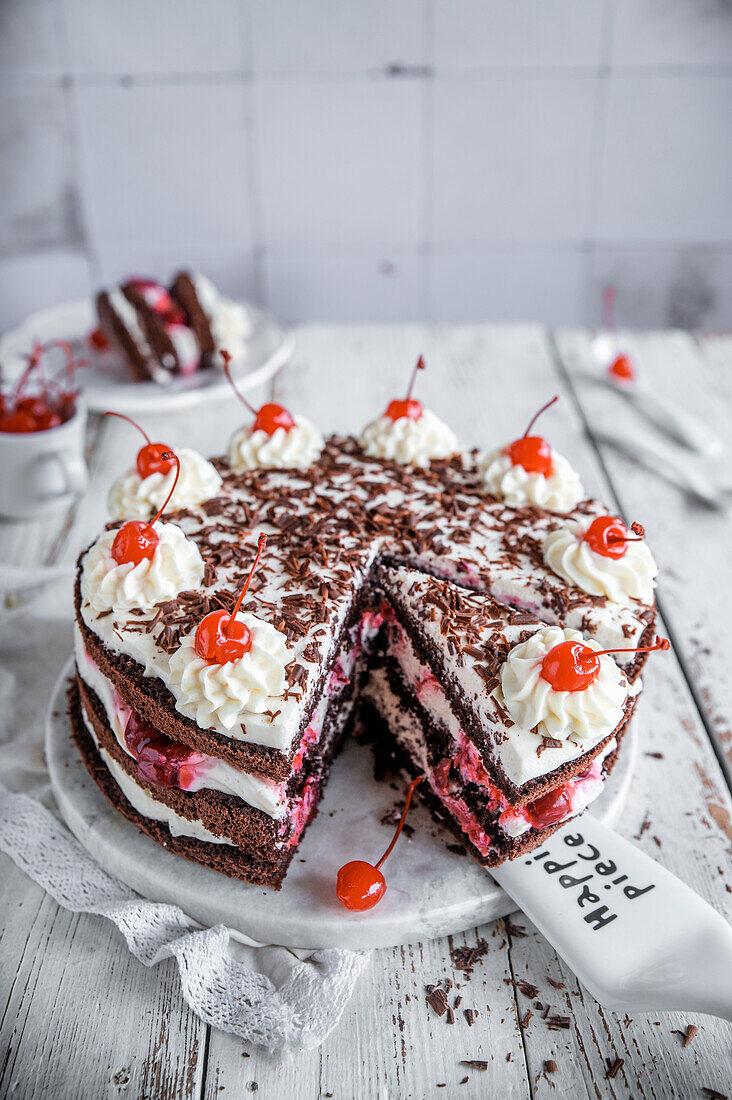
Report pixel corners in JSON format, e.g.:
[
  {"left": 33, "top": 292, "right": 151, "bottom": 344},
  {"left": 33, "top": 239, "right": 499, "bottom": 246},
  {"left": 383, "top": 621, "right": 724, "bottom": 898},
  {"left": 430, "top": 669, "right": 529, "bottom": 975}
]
[{"left": 0, "top": 271, "right": 294, "bottom": 415}]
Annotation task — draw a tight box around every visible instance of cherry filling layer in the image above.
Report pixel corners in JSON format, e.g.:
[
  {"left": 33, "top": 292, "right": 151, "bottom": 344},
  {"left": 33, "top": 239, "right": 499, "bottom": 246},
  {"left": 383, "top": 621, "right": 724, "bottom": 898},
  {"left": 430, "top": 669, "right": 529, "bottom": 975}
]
[{"left": 123, "top": 710, "right": 210, "bottom": 790}]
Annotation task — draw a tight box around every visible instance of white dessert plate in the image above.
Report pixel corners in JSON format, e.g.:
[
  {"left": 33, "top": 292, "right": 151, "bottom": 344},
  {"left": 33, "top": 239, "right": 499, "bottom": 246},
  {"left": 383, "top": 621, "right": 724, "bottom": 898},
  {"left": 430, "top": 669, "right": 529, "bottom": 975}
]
[
  {"left": 0, "top": 298, "right": 294, "bottom": 415},
  {"left": 46, "top": 658, "right": 636, "bottom": 951}
]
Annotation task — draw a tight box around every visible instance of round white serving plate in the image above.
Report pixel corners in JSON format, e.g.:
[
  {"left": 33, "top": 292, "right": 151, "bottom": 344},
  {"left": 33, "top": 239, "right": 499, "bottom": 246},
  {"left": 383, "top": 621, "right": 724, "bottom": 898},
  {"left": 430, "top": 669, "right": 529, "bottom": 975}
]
[
  {"left": 0, "top": 298, "right": 294, "bottom": 415},
  {"left": 46, "top": 659, "right": 637, "bottom": 950}
]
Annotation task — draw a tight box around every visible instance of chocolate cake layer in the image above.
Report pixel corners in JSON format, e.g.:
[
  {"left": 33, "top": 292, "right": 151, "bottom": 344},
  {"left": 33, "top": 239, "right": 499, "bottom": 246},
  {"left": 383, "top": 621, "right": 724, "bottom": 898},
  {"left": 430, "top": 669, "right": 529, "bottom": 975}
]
[
  {"left": 69, "top": 680, "right": 294, "bottom": 887},
  {"left": 96, "top": 291, "right": 149, "bottom": 382},
  {"left": 170, "top": 272, "right": 215, "bottom": 363}
]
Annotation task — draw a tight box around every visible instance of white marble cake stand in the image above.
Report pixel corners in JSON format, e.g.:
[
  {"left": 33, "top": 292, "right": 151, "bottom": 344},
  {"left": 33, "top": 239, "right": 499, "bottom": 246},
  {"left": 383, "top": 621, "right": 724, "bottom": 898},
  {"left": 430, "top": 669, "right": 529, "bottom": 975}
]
[{"left": 46, "top": 659, "right": 637, "bottom": 950}]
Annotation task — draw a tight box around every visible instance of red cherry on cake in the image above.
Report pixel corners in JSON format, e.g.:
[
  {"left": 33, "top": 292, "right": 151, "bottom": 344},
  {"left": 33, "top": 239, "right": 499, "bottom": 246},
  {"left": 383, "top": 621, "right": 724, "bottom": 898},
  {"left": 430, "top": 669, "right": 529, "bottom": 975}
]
[
  {"left": 105, "top": 410, "right": 176, "bottom": 478},
  {"left": 110, "top": 451, "right": 181, "bottom": 566},
  {"left": 222, "top": 349, "right": 295, "bottom": 436},
  {"left": 505, "top": 395, "right": 559, "bottom": 477},
  {"left": 336, "top": 774, "right": 424, "bottom": 911},
  {"left": 583, "top": 516, "right": 645, "bottom": 560},
  {"left": 540, "top": 635, "right": 669, "bottom": 694},
  {"left": 194, "top": 532, "right": 267, "bottom": 664},
  {"left": 526, "top": 785, "right": 573, "bottom": 829},
  {"left": 384, "top": 355, "right": 426, "bottom": 422},
  {"left": 608, "top": 354, "right": 635, "bottom": 384}
]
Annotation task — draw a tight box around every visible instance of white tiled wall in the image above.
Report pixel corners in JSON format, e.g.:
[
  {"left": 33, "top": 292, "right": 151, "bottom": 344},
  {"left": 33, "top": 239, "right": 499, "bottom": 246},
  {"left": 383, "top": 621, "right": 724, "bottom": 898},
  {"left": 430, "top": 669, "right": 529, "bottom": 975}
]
[{"left": 1, "top": 0, "right": 730, "bottom": 333}]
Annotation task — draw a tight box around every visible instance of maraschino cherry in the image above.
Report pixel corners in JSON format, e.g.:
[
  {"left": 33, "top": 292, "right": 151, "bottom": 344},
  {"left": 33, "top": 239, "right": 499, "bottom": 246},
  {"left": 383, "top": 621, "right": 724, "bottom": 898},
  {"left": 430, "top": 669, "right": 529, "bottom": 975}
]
[
  {"left": 608, "top": 355, "right": 635, "bottom": 384},
  {"left": 540, "top": 635, "right": 669, "bottom": 694},
  {"left": 336, "top": 775, "right": 424, "bottom": 911},
  {"left": 583, "top": 517, "right": 645, "bottom": 560},
  {"left": 110, "top": 451, "right": 180, "bottom": 567},
  {"left": 384, "top": 355, "right": 426, "bottom": 422},
  {"left": 222, "top": 350, "right": 295, "bottom": 436},
  {"left": 194, "top": 532, "right": 267, "bottom": 664},
  {"left": 505, "top": 395, "right": 559, "bottom": 477},
  {"left": 105, "top": 410, "right": 175, "bottom": 478},
  {"left": 601, "top": 285, "right": 636, "bottom": 384}
]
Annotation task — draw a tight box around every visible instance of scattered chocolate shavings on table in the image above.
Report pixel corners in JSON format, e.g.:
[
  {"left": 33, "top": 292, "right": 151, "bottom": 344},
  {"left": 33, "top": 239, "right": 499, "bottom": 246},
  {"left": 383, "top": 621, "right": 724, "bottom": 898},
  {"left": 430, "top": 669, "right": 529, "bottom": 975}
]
[
  {"left": 546, "top": 976, "right": 565, "bottom": 990},
  {"left": 505, "top": 920, "right": 527, "bottom": 938},
  {"left": 450, "top": 938, "right": 490, "bottom": 976},
  {"left": 702, "top": 1089, "right": 728, "bottom": 1100},
  {"left": 546, "top": 1015, "right": 571, "bottom": 1031},
  {"left": 605, "top": 1057, "right": 624, "bottom": 1079},
  {"left": 671, "top": 1024, "right": 698, "bottom": 1047},
  {"left": 520, "top": 1010, "right": 532, "bottom": 1029},
  {"left": 515, "top": 979, "right": 539, "bottom": 999},
  {"left": 459, "top": 1077, "right": 469, "bottom": 1085},
  {"left": 544, "top": 1060, "right": 558, "bottom": 1074},
  {"left": 463, "top": 1009, "right": 475, "bottom": 1026},
  {"left": 425, "top": 983, "right": 451, "bottom": 1018},
  {"left": 460, "top": 1060, "right": 488, "bottom": 1071}
]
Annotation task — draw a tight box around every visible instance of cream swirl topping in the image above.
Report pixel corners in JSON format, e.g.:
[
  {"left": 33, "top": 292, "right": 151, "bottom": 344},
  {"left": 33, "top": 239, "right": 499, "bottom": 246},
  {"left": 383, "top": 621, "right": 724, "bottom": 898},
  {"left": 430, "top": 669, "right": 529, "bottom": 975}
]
[
  {"left": 167, "top": 613, "right": 293, "bottom": 730},
  {"left": 359, "top": 409, "right": 458, "bottom": 466},
  {"left": 228, "top": 416, "right": 324, "bottom": 472},
  {"left": 543, "top": 518, "right": 657, "bottom": 605},
  {"left": 107, "top": 447, "right": 223, "bottom": 521},
  {"left": 500, "top": 626, "right": 627, "bottom": 743},
  {"left": 81, "top": 523, "right": 205, "bottom": 613},
  {"left": 478, "top": 448, "right": 584, "bottom": 512}
]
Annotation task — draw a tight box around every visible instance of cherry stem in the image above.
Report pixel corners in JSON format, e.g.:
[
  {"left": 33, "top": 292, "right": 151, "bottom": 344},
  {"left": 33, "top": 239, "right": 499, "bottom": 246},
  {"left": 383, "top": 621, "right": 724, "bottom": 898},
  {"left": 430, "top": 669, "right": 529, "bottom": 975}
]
[
  {"left": 606, "top": 520, "right": 645, "bottom": 545},
  {"left": 405, "top": 355, "right": 425, "bottom": 403},
  {"left": 149, "top": 452, "right": 180, "bottom": 525},
  {"left": 11, "top": 342, "right": 42, "bottom": 401},
  {"left": 602, "top": 284, "right": 617, "bottom": 331},
  {"left": 589, "top": 636, "right": 669, "bottom": 660},
  {"left": 522, "top": 395, "right": 559, "bottom": 438},
  {"left": 225, "top": 532, "right": 267, "bottom": 635},
  {"left": 375, "top": 775, "right": 424, "bottom": 871},
  {"left": 104, "top": 410, "right": 152, "bottom": 445},
  {"left": 222, "top": 350, "right": 257, "bottom": 416}
]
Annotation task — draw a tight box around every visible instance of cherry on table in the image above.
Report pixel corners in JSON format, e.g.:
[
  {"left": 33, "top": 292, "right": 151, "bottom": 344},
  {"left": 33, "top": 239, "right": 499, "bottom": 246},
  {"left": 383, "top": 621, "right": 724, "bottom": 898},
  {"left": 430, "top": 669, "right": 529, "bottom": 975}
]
[
  {"left": 583, "top": 516, "right": 645, "bottom": 560},
  {"left": 336, "top": 775, "right": 424, "bottom": 911},
  {"left": 105, "top": 410, "right": 175, "bottom": 478},
  {"left": 608, "top": 354, "right": 635, "bottom": 384},
  {"left": 384, "top": 355, "right": 425, "bottom": 422},
  {"left": 504, "top": 395, "right": 559, "bottom": 477},
  {"left": 110, "top": 450, "right": 181, "bottom": 566},
  {"left": 540, "top": 635, "right": 669, "bottom": 693},
  {"left": 194, "top": 532, "right": 267, "bottom": 664},
  {"left": 222, "top": 349, "right": 295, "bottom": 436}
]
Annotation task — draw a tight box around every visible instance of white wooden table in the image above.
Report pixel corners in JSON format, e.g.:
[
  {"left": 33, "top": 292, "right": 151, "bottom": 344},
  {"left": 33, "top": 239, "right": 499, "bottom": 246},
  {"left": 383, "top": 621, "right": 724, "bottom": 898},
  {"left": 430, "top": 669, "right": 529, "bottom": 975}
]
[{"left": 2, "top": 324, "right": 731, "bottom": 1100}]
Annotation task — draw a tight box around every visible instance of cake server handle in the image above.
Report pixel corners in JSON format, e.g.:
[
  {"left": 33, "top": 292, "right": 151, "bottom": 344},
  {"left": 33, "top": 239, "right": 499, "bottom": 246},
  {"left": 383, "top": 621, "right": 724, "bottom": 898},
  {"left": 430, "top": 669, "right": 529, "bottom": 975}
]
[{"left": 491, "top": 814, "right": 732, "bottom": 1021}]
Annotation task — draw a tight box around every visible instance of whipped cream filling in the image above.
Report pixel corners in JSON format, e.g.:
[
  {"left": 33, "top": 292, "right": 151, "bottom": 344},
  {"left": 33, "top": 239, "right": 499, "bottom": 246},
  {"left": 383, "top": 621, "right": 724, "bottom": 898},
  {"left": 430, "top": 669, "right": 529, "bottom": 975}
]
[
  {"left": 108, "top": 447, "right": 223, "bottom": 521},
  {"left": 74, "top": 628, "right": 288, "bottom": 818},
  {"left": 478, "top": 448, "right": 584, "bottom": 512},
  {"left": 359, "top": 409, "right": 458, "bottom": 466},
  {"left": 193, "top": 273, "right": 253, "bottom": 367},
  {"left": 167, "top": 613, "right": 293, "bottom": 731},
  {"left": 166, "top": 323, "right": 200, "bottom": 375},
  {"left": 228, "top": 416, "right": 324, "bottom": 472},
  {"left": 79, "top": 703, "right": 233, "bottom": 846},
  {"left": 543, "top": 518, "right": 658, "bottom": 605},
  {"left": 501, "top": 626, "right": 627, "bottom": 743},
  {"left": 81, "top": 522, "right": 205, "bottom": 613},
  {"left": 109, "top": 289, "right": 152, "bottom": 359}
]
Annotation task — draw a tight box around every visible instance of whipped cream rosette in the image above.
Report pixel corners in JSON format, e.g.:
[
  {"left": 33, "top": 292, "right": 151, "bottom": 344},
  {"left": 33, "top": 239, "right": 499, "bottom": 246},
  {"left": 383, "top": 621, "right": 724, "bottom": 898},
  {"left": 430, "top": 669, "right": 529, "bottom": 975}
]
[
  {"left": 479, "top": 448, "right": 584, "bottom": 512},
  {"left": 108, "top": 447, "right": 222, "bottom": 520},
  {"left": 500, "top": 626, "right": 627, "bottom": 744},
  {"left": 360, "top": 408, "right": 458, "bottom": 466},
  {"left": 228, "top": 415, "right": 324, "bottom": 472},
  {"left": 168, "top": 613, "right": 292, "bottom": 731},
  {"left": 479, "top": 395, "right": 584, "bottom": 512},
  {"left": 544, "top": 517, "right": 658, "bottom": 605},
  {"left": 82, "top": 523, "right": 205, "bottom": 613}
]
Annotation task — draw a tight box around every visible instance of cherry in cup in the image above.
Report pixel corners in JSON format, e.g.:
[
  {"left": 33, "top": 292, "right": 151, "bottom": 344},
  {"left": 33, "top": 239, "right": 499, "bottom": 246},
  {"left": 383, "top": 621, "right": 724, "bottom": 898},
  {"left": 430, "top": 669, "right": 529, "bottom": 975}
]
[
  {"left": 583, "top": 516, "right": 645, "bottom": 560},
  {"left": 504, "top": 395, "right": 559, "bottom": 477},
  {"left": 110, "top": 451, "right": 181, "bottom": 567},
  {"left": 540, "top": 635, "right": 669, "bottom": 694},
  {"left": 104, "top": 410, "right": 175, "bottom": 478},
  {"left": 0, "top": 339, "right": 85, "bottom": 434},
  {"left": 194, "top": 532, "right": 267, "bottom": 665},
  {"left": 384, "top": 355, "right": 426, "bottom": 422},
  {"left": 222, "top": 350, "right": 295, "bottom": 436},
  {"left": 336, "top": 775, "right": 424, "bottom": 911}
]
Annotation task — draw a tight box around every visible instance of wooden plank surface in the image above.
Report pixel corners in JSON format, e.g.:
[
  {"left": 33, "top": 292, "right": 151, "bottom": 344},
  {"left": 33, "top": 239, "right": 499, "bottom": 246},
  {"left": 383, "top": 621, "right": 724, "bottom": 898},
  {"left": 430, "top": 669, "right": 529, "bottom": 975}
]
[{"left": 1, "top": 325, "right": 731, "bottom": 1100}]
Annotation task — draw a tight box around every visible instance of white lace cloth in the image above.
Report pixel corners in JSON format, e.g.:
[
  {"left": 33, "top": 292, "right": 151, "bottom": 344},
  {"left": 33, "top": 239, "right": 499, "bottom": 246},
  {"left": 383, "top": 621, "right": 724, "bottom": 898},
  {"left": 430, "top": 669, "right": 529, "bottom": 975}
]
[{"left": 0, "top": 567, "right": 368, "bottom": 1053}]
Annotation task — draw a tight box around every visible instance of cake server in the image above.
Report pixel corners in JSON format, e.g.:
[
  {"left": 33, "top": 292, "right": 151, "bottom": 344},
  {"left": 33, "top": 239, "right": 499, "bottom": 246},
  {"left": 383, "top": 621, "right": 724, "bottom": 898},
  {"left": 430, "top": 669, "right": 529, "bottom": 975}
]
[
  {"left": 492, "top": 813, "right": 732, "bottom": 1020},
  {"left": 589, "top": 428, "right": 725, "bottom": 510}
]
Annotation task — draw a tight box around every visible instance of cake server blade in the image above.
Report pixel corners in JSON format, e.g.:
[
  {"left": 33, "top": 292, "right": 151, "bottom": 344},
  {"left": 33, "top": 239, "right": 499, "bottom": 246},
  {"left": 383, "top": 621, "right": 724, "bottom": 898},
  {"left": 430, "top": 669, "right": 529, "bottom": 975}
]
[{"left": 491, "top": 813, "right": 732, "bottom": 1020}]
